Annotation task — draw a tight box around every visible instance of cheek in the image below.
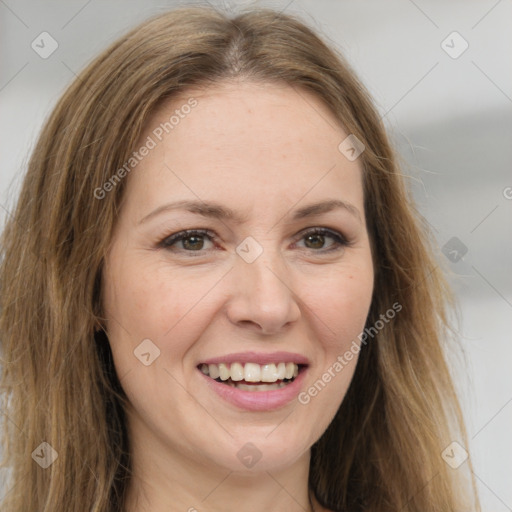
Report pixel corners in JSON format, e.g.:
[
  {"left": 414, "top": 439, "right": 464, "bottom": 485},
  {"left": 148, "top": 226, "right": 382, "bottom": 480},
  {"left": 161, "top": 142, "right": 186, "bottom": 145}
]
[
  {"left": 296, "top": 268, "right": 373, "bottom": 433},
  {"left": 103, "top": 254, "right": 224, "bottom": 357},
  {"left": 306, "top": 266, "right": 374, "bottom": 350}
]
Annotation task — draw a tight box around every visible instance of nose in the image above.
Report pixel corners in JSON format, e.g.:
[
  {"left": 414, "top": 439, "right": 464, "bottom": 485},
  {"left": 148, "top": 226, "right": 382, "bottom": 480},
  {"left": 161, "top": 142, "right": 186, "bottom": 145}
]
[{"left": 225, "top": 248, "right": 301, "bottom": 335}]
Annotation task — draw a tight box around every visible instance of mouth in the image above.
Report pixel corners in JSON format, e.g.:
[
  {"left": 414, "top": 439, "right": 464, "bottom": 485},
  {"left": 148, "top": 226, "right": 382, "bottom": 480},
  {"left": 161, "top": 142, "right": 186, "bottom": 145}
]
[
  {"left": 197, "top": 362, "right": 306, "bottom": 392},
  {"left": 196, "top": 351, "right": 310, "bottom": 410}
]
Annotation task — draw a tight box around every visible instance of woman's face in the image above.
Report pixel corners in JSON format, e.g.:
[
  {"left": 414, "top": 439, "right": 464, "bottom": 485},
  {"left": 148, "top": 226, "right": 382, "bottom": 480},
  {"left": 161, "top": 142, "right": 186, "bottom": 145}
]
[{"left": 102, "top": 81, "right": 374, "bottom": 475}]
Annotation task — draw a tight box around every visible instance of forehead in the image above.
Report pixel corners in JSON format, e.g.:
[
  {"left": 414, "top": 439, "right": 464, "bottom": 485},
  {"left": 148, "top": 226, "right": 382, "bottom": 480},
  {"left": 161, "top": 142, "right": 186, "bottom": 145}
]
[
  {"left": 125, "top": 81, "right": 364, "bottom": 218},
  {"left": 151, "top": 81, "right": 347, "bottom": 155}
]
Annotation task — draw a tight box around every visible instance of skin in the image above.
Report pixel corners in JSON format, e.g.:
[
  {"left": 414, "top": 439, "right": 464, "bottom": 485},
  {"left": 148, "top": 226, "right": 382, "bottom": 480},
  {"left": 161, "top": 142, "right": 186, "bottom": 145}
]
[{"left": 102, "top": 81, "right": 374, "bottom": 512}]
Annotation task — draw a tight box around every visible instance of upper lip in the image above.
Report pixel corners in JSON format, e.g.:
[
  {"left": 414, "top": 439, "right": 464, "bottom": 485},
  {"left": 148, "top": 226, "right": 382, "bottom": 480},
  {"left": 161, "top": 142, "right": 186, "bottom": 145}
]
[{"left": 199, "top": 351, "right": 310, "bottom": 366}]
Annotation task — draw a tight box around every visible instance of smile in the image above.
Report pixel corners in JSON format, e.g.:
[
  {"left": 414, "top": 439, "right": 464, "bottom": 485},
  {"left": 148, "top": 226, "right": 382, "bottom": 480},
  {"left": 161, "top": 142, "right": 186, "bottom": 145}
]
[
  {"left": 196, "top": 352, "right": 310, "bottom": 411},
  {"left": 199, "top": 362, "right": 302, "bottom": 391}
]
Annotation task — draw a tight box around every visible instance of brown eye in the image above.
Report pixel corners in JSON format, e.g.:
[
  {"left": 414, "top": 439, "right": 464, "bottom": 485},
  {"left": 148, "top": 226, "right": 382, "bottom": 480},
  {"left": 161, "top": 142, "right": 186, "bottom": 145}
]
[
  {"left": 304, "top": 233, "right": 327, "bottom": 249},
  {"left": 161, "top": 229, "right": 215, "bottom": 253},
  {"left": 181, "top": 235, "right": 205, "bottom": 250},
  {"left": 296, "top": 228, "right": 348, "bottom": 253}
]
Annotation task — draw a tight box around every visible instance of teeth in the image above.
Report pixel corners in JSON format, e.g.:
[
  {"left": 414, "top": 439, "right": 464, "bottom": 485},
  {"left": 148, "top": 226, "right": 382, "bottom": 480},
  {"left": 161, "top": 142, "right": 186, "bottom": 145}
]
[
  {"left": 261, "top": 364, "right": 277, "bottom": 382},
  {"left": 244, "top": 363, "right": 261, "bottom": 382},
  {"left": 230, "top": 362, "right": 244, "bottom": 382},
  {"left": 285, "top": 362, "right": 295, "bottom": 379},
  {"left": 235, "top": 382, "right": 288, "bottom": 391},
  {"left": 209, "top": 364, "right": 220, "bottom": 379},
  {"left": 218, "top": 363, "right": 230, "bottom": 381},
  {"left": 201, "top": 362, "right": 301, "bottom": 383}
]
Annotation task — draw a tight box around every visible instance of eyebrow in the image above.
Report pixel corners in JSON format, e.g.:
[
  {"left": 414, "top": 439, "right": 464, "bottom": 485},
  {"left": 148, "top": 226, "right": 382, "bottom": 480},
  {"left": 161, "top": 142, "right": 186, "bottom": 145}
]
[{"left": 138, "top": 198, "right": 361, "bottom": 225}]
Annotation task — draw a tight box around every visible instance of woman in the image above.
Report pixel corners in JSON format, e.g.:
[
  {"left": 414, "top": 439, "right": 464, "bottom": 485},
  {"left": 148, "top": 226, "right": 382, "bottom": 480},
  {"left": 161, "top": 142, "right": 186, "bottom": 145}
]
[{"left": 0, "top": 6, "right": 479, "bottom": 511}]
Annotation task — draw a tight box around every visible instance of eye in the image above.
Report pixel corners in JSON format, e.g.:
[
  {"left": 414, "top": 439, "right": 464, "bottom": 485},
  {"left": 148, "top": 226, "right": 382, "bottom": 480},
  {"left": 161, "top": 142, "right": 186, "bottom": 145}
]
[
  {"left": 294, "top": 228, "right": 349, "bottom": 253},
  {"left": 160, "top": 229, "right": 216, "bottom": 253},
  {"left": 159, "top": 227, "right": 350, "bottom": 256}
]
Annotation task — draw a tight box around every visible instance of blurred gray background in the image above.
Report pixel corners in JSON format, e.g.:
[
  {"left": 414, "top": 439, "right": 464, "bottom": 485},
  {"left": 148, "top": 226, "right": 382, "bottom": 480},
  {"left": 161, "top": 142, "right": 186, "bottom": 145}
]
[{"left": 1, "top": 0, "right": 511, "bottom": 509}]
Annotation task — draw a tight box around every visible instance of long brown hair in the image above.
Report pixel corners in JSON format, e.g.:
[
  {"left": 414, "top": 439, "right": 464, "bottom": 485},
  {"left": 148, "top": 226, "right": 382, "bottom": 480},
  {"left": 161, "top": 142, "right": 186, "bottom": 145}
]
[{"left": 0, "top": 6, "right": 479, "bottom": 511}]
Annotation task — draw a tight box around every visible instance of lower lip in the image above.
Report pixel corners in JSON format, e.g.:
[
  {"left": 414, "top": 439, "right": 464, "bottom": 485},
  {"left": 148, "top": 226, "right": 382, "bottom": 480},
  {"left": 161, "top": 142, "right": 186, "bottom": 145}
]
[{"left": 198, "top": 368, "right": 308, "bottom": 411}]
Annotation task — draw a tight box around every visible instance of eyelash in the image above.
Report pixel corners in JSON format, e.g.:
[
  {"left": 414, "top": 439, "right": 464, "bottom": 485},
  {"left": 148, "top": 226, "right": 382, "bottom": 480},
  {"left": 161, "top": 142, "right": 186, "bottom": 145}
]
[{"left": 159, "top": 227, "right": 350, "bottom": 256}]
